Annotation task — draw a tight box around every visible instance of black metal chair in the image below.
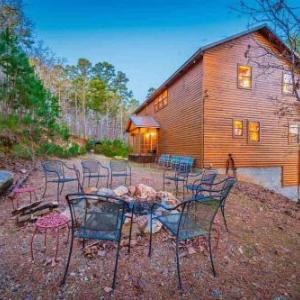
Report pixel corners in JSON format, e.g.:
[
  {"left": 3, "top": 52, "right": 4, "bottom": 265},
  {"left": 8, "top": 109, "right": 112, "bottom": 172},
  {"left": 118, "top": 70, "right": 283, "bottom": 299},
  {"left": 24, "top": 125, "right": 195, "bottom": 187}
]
[
  {"left": 81, "top": 159, "right": 109, "bottom": 188},
  {"left": 41, "top": 160, "right": 80, "bottom": 202},
  {"left": 110, "top": 159, "right": 131, "bottom": 187},
  {"left": 193, "top": 177, "right": 237, "bottom": 232},
  {"left": 148, "top": 176, "right": 236, "bottom": 289},
  {"left": 185, "top": 169, "right": 218, "bottom": 196},
  {"left": 61, "top": 193, "right": 133, "bottom": 290},
  {"left": 163, "top": 162, "right": 191, "bottom": 197}
]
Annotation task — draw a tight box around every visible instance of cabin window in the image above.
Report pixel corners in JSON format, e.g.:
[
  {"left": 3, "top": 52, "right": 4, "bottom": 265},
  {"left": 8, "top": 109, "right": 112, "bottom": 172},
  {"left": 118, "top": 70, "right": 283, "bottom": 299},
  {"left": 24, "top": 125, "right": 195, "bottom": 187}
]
[
  {"left": 248, "top": 121, "right": 260, "bottom": 143},
  {"left": 154, "top": 89, "right": 168, "bottom": 112},
  {"left": 282, "top": 72, "right": 294, "bottom": 94},
  {"left": 238, "top": 65, "right": 252, "bottom": 89},
  {"left": 233, "top": 119, "right": 243, "bottom": 137},
  {"left": 288, "top": 124, "right": 299, "bottom": 143}
]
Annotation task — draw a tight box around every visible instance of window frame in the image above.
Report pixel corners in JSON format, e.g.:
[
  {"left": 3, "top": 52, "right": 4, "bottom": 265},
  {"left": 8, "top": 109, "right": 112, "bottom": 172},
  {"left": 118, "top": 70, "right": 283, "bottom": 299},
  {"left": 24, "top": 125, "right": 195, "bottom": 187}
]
[
  {"left": 237, "top": 64, "right": 253, "bottom": 90},
  {"left": 282, "top": 72, "right": 294, "bottom": 96},
  {"left": 288, "top": 123, "right": 299, "bottom": 144},
  {"left": 154, "top": 89, "right": 168, "bottom": 112},
  {"left": 247, "top": 120, "right": 261, "bottom": 144},
  {"left": 232, "top": 119, "right": 244, "bottom": 138}
]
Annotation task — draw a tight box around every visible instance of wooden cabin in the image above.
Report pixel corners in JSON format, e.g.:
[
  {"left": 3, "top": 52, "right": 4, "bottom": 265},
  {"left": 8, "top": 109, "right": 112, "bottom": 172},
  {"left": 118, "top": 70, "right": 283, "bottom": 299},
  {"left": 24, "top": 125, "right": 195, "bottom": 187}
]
[{"left": 127, "top": 25, "right": 300, "bottom": 200}]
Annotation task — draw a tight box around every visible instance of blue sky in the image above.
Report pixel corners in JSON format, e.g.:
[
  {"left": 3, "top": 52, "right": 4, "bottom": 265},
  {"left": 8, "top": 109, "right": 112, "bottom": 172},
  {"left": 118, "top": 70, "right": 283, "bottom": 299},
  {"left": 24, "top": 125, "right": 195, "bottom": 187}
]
[{"left": 22, "top": 0, "right": 285, "bottom": 101}]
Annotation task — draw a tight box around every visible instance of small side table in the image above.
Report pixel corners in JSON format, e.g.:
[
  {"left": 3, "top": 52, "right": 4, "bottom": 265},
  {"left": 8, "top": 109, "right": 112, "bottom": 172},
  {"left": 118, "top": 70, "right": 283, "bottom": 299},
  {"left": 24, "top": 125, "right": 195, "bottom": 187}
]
[
  {"left": 12, "top": 187, "right": 38, "bottom": 209},
  {"left": 31, "top": 213, "right": 70, "bottom": 262}
]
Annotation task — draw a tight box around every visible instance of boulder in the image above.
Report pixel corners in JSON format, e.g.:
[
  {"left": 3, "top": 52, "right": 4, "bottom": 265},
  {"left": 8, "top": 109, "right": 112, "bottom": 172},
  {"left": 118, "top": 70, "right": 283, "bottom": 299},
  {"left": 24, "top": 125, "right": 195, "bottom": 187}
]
[
  {"left": 97, "top": 188, "right": 115, "bottom": 197},
  {"left": 113, "top": 185, "right": 129, "bottom": 197},
  {"left": 0, "top": 170, "right": 13, "bottom": 196},
  {"left": 135, "top": 184, "right": 156, "bottom": 200}
]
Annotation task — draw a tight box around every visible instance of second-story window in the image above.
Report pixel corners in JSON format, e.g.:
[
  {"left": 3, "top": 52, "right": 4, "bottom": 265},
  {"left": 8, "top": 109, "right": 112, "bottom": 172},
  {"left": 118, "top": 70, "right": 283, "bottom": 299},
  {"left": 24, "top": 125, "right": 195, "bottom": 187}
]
[
  {"left": 289, "top": 124, "right": 299, "bottom": 143},
  {"left": 282, "top": 72, "right": 293, "bottom": 94},
  {"left": 154, "top": 89, "right": 168, "bottom": 112},
  {"left": 238, "top": 65, "right": 252, "bottom": 89}
]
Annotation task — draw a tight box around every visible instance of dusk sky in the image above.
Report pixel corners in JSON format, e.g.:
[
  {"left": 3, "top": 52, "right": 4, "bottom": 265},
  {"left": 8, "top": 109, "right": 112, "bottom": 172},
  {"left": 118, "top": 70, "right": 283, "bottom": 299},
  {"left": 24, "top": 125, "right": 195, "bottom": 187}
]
[{"left": 23, "top": 0, "right": 298, "bottom": 102}]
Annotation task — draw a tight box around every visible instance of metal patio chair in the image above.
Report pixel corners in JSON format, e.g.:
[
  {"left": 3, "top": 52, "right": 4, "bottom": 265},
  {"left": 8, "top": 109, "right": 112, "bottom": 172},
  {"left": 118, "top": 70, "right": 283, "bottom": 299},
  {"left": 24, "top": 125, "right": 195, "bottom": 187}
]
[
  {"left": 41, "top": 160, "right": 80, "bottom": 202},
  {"left": 163, "top": 162, "right": 191, "bottom": 197},
  {"left": 193, "top": 176, "right": 237, "bottom": 232},
  {"left": 61, "top": 193, "right": 133, "bottom": 290},
  {"left": 110, "top": 159, "right": 131, "bottom": 187},
  {"left": 148, "top": 176, "right": 236, "bottom": 289},
  {"left": 81, "top": 159, "right": 109, "bottom": 188},
  {"left": 185, "top": 169, "right": 218, "bottom": 196}
]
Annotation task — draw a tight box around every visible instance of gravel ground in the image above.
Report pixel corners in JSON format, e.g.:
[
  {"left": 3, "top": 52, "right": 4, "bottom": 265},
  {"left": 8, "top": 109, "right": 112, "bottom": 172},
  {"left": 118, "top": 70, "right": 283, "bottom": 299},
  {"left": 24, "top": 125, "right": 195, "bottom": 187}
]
[{"left": 0, "top": 154, "right": 300, "bottom": 299}]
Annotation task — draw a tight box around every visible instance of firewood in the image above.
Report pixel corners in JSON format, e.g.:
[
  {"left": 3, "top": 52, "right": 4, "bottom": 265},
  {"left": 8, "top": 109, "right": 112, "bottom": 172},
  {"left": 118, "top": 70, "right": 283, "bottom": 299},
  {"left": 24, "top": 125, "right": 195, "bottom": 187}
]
[{"left": 12, "top": 201, "right": 42, "bottom": 216}]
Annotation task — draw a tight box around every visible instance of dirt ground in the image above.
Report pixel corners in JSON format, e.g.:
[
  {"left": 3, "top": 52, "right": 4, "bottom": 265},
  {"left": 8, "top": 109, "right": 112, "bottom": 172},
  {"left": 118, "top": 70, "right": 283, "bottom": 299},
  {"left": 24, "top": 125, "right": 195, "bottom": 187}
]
[{"left": 0, "top": 154, "right": 300, "bottom": 300}]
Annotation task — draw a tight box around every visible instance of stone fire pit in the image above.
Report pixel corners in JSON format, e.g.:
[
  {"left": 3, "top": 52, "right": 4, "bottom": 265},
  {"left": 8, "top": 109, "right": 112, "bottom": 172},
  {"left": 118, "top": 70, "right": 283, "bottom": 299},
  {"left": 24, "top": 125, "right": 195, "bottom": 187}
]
[{"left": 84, "top": 183, "right": 180, "bottom": 237}]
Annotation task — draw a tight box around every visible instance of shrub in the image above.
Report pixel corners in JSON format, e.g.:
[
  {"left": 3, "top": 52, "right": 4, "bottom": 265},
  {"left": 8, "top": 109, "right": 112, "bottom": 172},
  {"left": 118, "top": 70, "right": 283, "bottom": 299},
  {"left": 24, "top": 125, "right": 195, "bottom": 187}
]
[
  {"left": 11, "top": 144, "right": 32, "bottom": 160},
  {"left": 94, "top": 138, "right": 129, "bottom": 158},
  {"left": 38, "top": 142, "right": 86, "bottom": 158}
]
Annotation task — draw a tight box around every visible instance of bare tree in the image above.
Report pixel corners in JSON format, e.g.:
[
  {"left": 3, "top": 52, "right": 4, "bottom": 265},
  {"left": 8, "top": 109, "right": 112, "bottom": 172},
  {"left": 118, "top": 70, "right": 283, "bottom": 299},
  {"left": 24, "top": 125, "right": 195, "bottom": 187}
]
[{"left": 235, "top": 0, "right": 300, "bottom": 201}]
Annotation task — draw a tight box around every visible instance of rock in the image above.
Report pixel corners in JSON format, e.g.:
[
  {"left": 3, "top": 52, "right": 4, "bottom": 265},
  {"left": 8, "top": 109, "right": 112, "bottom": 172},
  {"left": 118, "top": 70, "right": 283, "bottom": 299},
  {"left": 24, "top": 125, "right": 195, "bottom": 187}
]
[
  {"left": 0, "top": 170, "right": 13, "bottom": 196},
  {"left": 104, "top": 287, "right": 113, "bottom": 293},
  {"left": 84, "top": 187, "right": 98, "bottom": 193},
  {"left": 128, "top": 185, "right": 136, "bottom": 196},
  {"left": 143, "top": 215, "right": 162, "bottom": 234},
  {"left": 135, "top": 184, "right": 156, "bottom": 200},
  {"left": 97, "top": 188, "right": 115, "bottom": 197},
  {"left": 113, "top": 185, "right": 129, "bottom": 197}
]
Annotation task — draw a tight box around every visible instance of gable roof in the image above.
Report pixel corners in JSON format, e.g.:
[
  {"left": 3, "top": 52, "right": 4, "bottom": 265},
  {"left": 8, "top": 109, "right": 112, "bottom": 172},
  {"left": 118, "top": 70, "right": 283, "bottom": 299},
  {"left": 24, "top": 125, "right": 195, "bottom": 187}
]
[
  {"left": 126, "top": 115, "right": 160, "bottom": 132},
  {"left": 134, "top": 24, "right": 298, "bottom": 114}
]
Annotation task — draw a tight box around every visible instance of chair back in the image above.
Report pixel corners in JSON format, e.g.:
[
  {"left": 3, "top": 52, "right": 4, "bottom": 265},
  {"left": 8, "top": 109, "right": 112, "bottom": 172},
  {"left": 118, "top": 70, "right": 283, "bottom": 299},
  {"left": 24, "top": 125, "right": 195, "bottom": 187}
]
[
  {"left": 110, "top": 159, "right": 128, "bottom": 173},
  {"left": 196, "top": 176, "right": 236, "bottom": 202},
  {"left": 81, "top": 160, "right": 100, "bottom": 174},
  {"left": 175, "top": 162, "right": 191, "bottom": 178},
  {"left": 66, "top": 193, "right": 128, "bottom": 241},
  {"left": 42, "top": 160, "right": 64, "bottom": 178},
  {"left": 178, "top": 198, "right": 221, "bottom": 237},
  {"left": 158, "top": 154, "right": 171, "bottom": 167},
  {"left": 201, "top": 169, "right": 218, "bottom": 185}
]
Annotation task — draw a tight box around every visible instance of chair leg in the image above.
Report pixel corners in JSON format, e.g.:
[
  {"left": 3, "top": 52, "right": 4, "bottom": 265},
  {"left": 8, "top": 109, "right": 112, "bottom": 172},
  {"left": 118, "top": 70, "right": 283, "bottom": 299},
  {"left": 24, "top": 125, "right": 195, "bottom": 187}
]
[
  {"left": 112, "top": 239, "right": 121, "bottom": 289},
  {"left": 61, "top": 231, "right": 74, "bottom": 286},
  {"left": 88, "top": 176, "right": 91, "bottom": 187},
  {"left": 128, "top": 211, "right": 134, "bottom": 254},
  {"left": 96, "top": 176, "right": 100, "bottom": 188},
  {"left": 221, "top": 205, "right": 229, "bottom": 232},
  {"left": 56, "top": 183, "right": 60, "bottom": 203},
  {"left": 175, "top": 239, "right": 182, "bottom": 289},
  {"left": 148, "top": 213, "right": 153, "bottom": 257},
  {"left": 60, "top": 182, "right": 64, "bottom": 195},
  {"left": 208, "top": 231, "right": 216, "bottom": 277},
  {"left": 42, "top": 180, "right": 48, "bottom": 199},
  {"left": 82, "top": 176, "right": 85, "bottom": 189}
]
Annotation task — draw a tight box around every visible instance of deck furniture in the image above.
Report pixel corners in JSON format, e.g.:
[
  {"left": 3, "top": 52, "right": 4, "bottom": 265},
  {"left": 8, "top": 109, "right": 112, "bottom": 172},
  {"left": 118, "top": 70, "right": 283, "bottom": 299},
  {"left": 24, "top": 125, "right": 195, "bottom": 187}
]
[
  {"left": 148, "top": 176, "right": 236, "bottom": 289},
  {"left": 41, "top": 160, "right": 81, "bottom": 202},
  {"left": 193, "top": 177, "right": 237, "bottom": 232},
  {"left": 185, "top": 169, "right": 218, "bottom": 196},
  {"left": 31, "top": 212, "right": 70, "bottom": 262},
  {"left": 61, "top": 194, "right": 132, "bottom": 290},
  {"left": 158, "top": 154, "right": 171, "bottom": 168},
  {"left": 12, "top": 186, "right": 38, "bottom": 209},
  {"left": 109, "top": 159, "right": 131, "bottom": 187},
  {"left": 163, "top": 162, "right": 191, "bottom": 196},
  {"left": 81, "top": 159, "right": 109, "bottom": 188}
]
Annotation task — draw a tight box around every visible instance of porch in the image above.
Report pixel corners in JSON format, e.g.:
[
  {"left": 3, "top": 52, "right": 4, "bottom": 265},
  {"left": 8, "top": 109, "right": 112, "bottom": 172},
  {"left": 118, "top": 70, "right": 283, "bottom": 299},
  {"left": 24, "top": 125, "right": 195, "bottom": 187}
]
[{"left": 126, "top": 116, "right": 160, "bottom": 163}]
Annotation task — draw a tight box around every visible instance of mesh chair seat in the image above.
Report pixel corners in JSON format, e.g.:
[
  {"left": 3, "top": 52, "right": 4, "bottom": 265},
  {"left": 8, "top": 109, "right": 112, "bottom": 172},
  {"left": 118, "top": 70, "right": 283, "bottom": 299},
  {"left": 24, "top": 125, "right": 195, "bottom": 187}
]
[
  {"left": 74, "top": 210, "right": 123, "bottom": 241},
  {"left": 164, "top": 175, "right": 187, "bottom": 182},
  {"left": 47, "top": 176, "right": 78, "bottom": 183},
  {"left": 157, "top": 213, "right": 207, "bottom": 240}
]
